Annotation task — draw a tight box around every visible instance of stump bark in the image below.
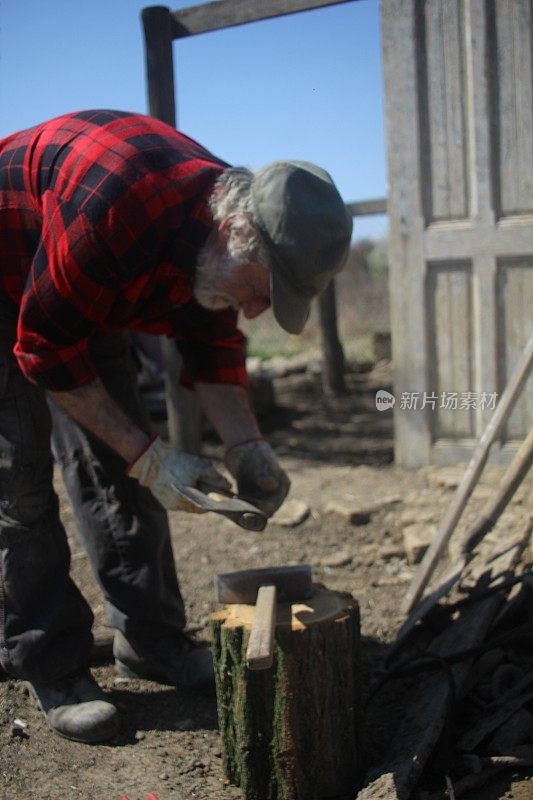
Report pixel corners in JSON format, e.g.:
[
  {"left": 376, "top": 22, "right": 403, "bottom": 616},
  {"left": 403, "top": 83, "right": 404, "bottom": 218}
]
[{"left": 210, "top": 586, "right": 361, "bottom": 800}]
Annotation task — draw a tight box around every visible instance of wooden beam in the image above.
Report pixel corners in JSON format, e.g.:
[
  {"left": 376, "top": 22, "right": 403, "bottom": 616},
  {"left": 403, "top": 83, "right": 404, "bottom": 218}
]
[
  {"left": 171, "top": 0, "right": 356, "bottom": 38},
  {"left": 346, "top": 197, "right": 387, "bottom": 216}
]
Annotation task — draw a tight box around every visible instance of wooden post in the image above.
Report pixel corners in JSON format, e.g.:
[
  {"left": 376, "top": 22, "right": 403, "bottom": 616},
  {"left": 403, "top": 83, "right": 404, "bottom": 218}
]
[
  {"left": 318, "top": 279, "right": 347, "bottom": 395},
  {"left": 141, "top": 5, "right": 176, "bottom": 125},
  {"left": 141, "top": 2, "right": 360, "bottom": 437},
  {"left": 211, "top": 586, "right": 361, "bottom": 800},
  {"left": 141, "top": 6, "right": 202, "bottom": 453}
]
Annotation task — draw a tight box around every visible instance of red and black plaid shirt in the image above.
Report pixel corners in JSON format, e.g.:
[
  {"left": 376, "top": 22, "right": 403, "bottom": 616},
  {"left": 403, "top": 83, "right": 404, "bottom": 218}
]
[{"left": 0, "top": 109, "right": 248, "bottom": 390}]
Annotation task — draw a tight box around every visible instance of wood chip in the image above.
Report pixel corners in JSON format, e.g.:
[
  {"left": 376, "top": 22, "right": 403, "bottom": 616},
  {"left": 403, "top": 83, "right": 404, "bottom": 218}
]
[
  {"left": 325, "top": 496, "right": 402, "bottom": 525},
  {"left": 399, "top": 508, "right": 438, "bottom": 526},
  {"left": 320, "top": 550, "right": 352, "bottom": 568},
  {"left": 271, "top": 499, "right": 310, "bottom": 527},
  {"left": 402, "top": 523, "right": 437, "bottom": 565},
  {"left": 427, "top": 467, "right": 464, "bottom": 490}
]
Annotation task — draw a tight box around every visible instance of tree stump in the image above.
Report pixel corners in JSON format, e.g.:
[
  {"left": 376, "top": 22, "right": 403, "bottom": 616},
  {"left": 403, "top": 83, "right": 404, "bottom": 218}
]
[{"left": 210, "top": 586, "right": 361, "bottom": 800}]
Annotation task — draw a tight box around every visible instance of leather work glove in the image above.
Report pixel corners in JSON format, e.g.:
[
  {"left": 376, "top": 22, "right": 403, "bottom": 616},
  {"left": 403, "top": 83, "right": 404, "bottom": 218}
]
[
  {"left": 225, "top": 439, "right": 290, "bottom": 517},
  {"left": 128, "top": 436, "right": 231, "bottom": 513}
]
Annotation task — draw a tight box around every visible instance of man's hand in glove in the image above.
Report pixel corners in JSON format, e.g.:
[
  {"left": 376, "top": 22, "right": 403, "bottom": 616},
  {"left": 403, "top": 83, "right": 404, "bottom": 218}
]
[
  {"left": 128, "top": 436, "right": 230, "bottom": 512},
  {"left": 225, "top": 439, "right": 290, "bottom": 517}
]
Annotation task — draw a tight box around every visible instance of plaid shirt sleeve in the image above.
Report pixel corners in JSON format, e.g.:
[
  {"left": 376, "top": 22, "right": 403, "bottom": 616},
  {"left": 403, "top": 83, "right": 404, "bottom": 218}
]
[
  {"left": 2, "top": 110, "right": 249, "bottom": 391},
  {"left": 172, "top": 303, "right": 249, "bottom": 390},
  {"left": 14, "top": 191, "right": 118, "bottom": 389}
]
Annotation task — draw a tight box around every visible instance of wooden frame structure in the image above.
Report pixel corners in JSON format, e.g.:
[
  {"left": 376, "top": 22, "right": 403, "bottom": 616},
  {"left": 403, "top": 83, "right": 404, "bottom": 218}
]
[
  {"left": 141, "top": 0, "right": 386, "bottom": 450},
  {"left": 381, "top": 0, "right": 533, "bottom": 466}
]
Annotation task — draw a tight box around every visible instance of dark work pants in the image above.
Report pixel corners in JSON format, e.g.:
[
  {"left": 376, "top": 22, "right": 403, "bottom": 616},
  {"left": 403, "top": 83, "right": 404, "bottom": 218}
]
[{"left": 0, "top": 320, "right": 186, "bottom": 683}]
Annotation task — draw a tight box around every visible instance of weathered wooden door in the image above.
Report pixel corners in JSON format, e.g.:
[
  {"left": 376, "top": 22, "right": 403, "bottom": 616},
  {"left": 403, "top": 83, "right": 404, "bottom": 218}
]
[{"left": 381, "top": 0, "right": 533, "bottom": 466}]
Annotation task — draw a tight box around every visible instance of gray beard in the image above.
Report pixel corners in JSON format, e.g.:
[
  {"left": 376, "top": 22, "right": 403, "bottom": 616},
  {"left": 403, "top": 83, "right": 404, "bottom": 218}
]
[
  {"left": 193, "top": 240, "right": 239, "bottom": 311},
  {"left": 194, "top": 287, "right": 238, "bottom": 311}
]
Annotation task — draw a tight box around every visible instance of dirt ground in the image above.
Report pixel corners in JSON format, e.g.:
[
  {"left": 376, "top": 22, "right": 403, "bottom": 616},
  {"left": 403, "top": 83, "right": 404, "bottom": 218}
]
[{"left": 1, "top": 361, "right": 532, "bottom": 800}]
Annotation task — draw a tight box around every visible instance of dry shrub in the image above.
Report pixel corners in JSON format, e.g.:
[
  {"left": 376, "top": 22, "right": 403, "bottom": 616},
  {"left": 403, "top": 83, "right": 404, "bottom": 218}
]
[{"left": 241, "top": 239, "right": 390, "bottom": 362}]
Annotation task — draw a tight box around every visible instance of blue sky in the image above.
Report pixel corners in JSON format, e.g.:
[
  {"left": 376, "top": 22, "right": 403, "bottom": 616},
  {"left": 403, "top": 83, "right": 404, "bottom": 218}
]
[{"left": 0, "top": 0, "right": 387, "bottom": 239}]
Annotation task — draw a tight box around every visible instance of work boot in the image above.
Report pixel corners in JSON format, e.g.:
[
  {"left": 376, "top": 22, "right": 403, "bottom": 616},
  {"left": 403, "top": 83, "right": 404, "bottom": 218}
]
[
  {"left": 114, "top": 630, "right": 215, "bottom": 696},
  {"left": 27, "top": 669, "right": 119, "bottom": 743}
]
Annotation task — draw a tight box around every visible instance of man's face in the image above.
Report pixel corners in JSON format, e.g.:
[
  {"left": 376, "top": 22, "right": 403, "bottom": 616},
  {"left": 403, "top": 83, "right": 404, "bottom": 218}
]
[
  {"left": 217, "top": 261, "right": 271, "bottom": 319},
  {"left": 194, "top": 236, "right": 271, "bottom": 319}
]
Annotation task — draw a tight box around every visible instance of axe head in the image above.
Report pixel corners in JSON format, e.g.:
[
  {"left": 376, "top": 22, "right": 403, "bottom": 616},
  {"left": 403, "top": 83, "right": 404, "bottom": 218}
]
[{"left": 215, "top": 564, "right": 313, "bottom": 604}]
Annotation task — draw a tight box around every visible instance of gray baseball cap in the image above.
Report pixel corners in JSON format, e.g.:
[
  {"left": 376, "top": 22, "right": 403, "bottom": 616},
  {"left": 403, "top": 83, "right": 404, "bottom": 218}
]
[{"left": 250, "top": 160, "right": 352, "bottom": 334}]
